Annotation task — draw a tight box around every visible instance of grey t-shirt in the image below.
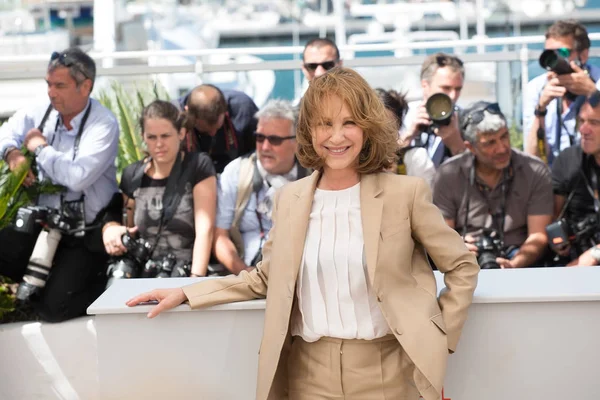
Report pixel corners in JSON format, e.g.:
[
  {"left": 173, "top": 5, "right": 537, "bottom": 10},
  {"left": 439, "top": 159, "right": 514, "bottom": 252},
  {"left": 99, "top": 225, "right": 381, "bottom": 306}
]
[
  {"left": 432, "top": 149, "right": 553, "bottom": 247},
  {"left": 120, "top": 152, "right": 215, "bottom": 262}
]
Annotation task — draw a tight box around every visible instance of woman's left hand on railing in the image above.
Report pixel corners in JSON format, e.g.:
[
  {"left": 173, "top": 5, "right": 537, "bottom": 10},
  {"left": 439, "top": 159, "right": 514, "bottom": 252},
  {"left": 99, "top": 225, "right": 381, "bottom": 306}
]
[{"left": 126, "top": 288, "right": 188, "bottom": 318}]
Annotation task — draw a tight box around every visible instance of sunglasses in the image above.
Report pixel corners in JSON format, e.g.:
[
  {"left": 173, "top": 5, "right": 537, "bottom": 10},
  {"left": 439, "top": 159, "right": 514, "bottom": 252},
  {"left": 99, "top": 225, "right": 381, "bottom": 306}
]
[
  {"left": 254, "top": 133, "right": 295, "bottom": 146},
  {"left": 435, "top": 55, "right": 463, "bottom": 67},
  {"left": 461, "top": 103, "right": 502, "bottom": 130},
  {"left": 50, "top": 51, "right": 91, "bottom": 80},
  {"left": 546, "top": 47, "right": 572, "bottom": 58},
  {"left": 303, "top": 60, "right": 338, "bottom": 72}
]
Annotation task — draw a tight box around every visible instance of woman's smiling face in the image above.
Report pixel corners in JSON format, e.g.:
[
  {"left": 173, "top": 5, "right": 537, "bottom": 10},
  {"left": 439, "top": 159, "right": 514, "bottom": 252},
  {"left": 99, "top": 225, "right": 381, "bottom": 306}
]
[{"left": 312, "top": 94, "right": 364, "bottom": 175}]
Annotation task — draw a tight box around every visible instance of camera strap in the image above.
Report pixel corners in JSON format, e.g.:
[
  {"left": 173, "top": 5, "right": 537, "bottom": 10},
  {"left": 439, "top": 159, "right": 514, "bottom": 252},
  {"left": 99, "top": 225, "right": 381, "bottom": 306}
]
[
  {"left": 580, "top": 165, "right": 600, "bottom": 213},
  {"left": 461, "top": 158, "right": 511, "bottom": 243},
  {"left": 47, "top": 101, "right": 92, "bottom": 161}
]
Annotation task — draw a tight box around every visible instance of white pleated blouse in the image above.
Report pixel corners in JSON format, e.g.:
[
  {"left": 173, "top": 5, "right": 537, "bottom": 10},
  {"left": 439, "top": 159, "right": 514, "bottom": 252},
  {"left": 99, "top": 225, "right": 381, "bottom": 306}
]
[{"left": 290, "top": 183, "right": 392, "bottom": 342}]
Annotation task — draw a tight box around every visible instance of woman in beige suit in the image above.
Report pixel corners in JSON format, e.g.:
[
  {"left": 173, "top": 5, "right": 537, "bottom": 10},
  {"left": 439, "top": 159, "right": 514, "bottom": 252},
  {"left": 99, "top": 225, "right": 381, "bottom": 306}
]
[{"left": 128, "top": 67, "right": 479, "bottom": 400}]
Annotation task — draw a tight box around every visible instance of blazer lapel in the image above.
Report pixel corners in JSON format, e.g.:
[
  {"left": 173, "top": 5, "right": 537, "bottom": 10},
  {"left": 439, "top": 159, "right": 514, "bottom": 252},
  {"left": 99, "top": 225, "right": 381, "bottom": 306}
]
[
  {"left": 290, "top": 171, "right": 320, "bottom": 280},
  {"left": 360, "top": 173, "right": 383, "bottom": 285}
]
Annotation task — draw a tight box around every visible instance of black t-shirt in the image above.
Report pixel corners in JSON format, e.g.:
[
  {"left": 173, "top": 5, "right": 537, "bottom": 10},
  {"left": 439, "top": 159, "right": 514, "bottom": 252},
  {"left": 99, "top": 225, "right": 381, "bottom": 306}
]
[
  {"left": 552, "top": 145, "right": 600, "bottom": 222},
  {"left": 120, "top": 152, "right": 215, "bottom": 261}
]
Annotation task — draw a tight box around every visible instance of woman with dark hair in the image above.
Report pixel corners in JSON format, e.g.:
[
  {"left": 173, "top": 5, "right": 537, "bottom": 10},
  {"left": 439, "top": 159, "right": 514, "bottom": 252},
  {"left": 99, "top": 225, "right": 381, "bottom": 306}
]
[
  {"left": 102, "top": 100, "right": 216, "bottom": 281},
  {"left": 376, "top": 88, "right": 436, "bottom": 187},
  {"left": 127, "top": 69, "right": 478, "bottom": 400}
]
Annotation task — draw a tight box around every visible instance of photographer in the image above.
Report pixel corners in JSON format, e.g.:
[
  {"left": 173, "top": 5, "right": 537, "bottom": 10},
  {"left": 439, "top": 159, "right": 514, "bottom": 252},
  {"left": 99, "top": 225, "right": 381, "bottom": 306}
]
[
  {"left": 176, "top": 84, "right": 258, "bottom": 174},
  {"left": 551, "top": 94, "right": 600, "bottom": 266},
  {"left": 523, "top": 20, "right": 600, "bottom": 165},
  {"left": 375, "top": 88, "right": 436, "bottom": 187},
  {"left": 400, "top": 52, "right": 466, "bottom": 167},
  {"left": 433, "top": 102, "right": 553, "bottom": 268},
  {"left": 102, "top": 100, "right": 217, "bottom": 281},
  {"left": 213, "top": 100, "right": 308, "bottom": 275},
  {"left": 0, "top": 48, "right": 119, "bottom": 321}
]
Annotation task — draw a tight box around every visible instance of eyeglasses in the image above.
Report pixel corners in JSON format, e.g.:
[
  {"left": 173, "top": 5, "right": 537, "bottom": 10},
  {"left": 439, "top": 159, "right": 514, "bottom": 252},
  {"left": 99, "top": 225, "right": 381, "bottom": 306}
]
[
  {"left": 546, "top": 47, "right": 572, "bottom": 58},
  {"left": 303, "top": 60, "right": 338, "bottom": 72},
  {"left": 254, "top": 133, "right": 295, "bottom": 146},
  {"left": 50, "top": 51, "right": 91, "bottom": 81},
  {"left": 461, "top": 103, "right": 502, "bottom": 130}
]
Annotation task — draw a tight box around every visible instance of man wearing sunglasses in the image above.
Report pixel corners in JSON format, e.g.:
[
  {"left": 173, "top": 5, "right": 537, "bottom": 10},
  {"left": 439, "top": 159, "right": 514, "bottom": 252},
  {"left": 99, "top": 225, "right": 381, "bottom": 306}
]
[
  {"left": 212, "top": 100, "right": 308, "bottom": 275},
  {"left": 0, "top": 47, "right": 119, "bottom": 321},
  {"left": 523, "top": 20, "right": 600, "bottom": 165},
  {"left": 177, "top": 84, "right": 259, "bottom": 173},
  {"left": 550, "top": 93, "right": 600, "bottom": 266},
  {"left": 433, "top": 102, "right": 553, "bottom": 269},
  {"left": 400, "top": 52, "right": 466, "bottom": 168},
  {"left": 301, "top": 38, "right": 342, "bottom": 82}
]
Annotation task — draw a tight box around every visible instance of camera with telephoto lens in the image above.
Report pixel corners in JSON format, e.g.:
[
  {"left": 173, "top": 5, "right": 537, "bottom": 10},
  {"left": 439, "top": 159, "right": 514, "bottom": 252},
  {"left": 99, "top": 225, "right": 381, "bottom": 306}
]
[
  {"left": 13, "top": 200, "right": 86, "bottom": 302},
  {"left": 539, "top": 49, "right": 579, "bottom": 101},
  {"left": 546, "top": 214, "right": 599, "bottom": 256},
  {"left": 474, "top": 228, "right": 505, "bottom": 270},
  {"left": 415, "top": 93, "right": 456, "bottom": 146},
  {"left": 105, "top": 233, "right": 153, "bottom": 288}
]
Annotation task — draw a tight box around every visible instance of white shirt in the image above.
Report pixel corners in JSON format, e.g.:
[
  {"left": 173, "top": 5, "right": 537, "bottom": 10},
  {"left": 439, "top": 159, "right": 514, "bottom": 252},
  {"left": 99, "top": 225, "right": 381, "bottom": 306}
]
[{"left": 290, "top": 183, "right": 392, "bottom": 342}]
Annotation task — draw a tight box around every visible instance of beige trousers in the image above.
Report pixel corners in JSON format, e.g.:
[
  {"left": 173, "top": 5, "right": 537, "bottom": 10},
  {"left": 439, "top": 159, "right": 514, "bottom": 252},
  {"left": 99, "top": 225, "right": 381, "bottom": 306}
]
[{"left": 287, "top": 335, "right": 422, "bottom": 400}]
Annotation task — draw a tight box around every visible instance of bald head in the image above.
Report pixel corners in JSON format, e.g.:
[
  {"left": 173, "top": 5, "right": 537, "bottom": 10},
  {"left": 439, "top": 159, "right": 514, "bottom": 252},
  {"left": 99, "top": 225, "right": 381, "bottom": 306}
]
[{"left": 186, "top": 84, "right": 227, "bottom": 136}]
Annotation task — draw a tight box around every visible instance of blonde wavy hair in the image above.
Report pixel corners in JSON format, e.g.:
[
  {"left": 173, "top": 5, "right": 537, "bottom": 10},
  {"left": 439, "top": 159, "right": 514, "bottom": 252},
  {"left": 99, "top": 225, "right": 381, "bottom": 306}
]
[{"left": 296, "top": 67, "right": 399, "bottom": 173}]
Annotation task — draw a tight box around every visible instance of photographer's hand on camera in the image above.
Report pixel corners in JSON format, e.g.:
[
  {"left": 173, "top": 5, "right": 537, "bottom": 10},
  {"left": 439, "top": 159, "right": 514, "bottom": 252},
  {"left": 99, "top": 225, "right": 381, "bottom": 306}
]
[
  {"left": 556, "top": 61, "right": 597, "bottom": 97},
  {"left": 435, "top": 113, "right": 465, "bottom": 156},
  {"left": 539, "top": 77, "right": 567, "bottom": 110},
  {"left": 401, "top": 102, "right": 430, "bottom": 147},
  {"left": 463, "top": 234, "right": 479, "bottom": 256},
  {"left": 102, "top": 223, "right": 138, "bottom": 256},
  {"left": 126, "top": 288, "right": 188, "bottom": 319}
]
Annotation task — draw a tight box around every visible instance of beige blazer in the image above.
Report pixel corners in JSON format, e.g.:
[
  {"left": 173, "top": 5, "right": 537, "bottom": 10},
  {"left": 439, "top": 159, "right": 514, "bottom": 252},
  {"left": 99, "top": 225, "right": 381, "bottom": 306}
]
[{"left": 184, "top": 171, "right": 479, "bottom": 400}]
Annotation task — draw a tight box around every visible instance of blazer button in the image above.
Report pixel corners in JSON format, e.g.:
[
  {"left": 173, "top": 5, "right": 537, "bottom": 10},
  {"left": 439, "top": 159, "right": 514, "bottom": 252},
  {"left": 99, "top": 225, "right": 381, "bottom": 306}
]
[
  {"left": 377, "top": 295, "right": 382, "bottom": 302},
  {"left": 394, "top": 328, "right": 402, "bottom": 335}
]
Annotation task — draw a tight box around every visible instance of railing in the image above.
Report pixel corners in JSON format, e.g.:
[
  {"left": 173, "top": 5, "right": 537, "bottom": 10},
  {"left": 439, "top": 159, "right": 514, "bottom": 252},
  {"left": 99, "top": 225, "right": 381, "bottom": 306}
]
[{"left": 2, "top": 33, "right": 600, "bottom": 124}]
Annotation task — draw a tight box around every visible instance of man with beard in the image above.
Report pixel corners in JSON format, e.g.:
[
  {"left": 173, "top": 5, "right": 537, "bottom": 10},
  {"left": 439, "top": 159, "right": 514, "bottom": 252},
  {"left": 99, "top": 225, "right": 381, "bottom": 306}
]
[
  {"left": 432, "top": 102, "right": 553, "bottom": 268},
  {"left": 212, "top": 100, "right": 308, "bottom": 274},
  {"left": 550, "top": 93, "right": 600, "bottom": 266}
]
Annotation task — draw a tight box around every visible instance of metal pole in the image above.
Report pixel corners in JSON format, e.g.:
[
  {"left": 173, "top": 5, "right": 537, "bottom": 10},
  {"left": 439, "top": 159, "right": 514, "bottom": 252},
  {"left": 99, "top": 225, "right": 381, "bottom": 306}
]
[
  {"left": 475, "top": 0, "right": 485, "bottom": 54},
  {"left": 332, "top": 0, "right": 347, "bottom": 49},
  {"left": 320, "top": 0, "right": 327, "bottom": 38},
  {"left": 458, "top": 0, "right": 468, "bottom": 41}
]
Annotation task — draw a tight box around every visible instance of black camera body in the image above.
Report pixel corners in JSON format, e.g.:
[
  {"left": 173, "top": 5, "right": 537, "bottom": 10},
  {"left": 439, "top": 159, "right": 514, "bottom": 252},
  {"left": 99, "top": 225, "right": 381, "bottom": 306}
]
[
  {"left": 13, "top": 202, "right": 86, "bottom": 302},
  {"left": 546, "top": 213, "right": 599, "bottom": 255},
  {"left": 105, "top": 234, "right": 153, "bottom": 288},
  {"left": 415, "top": 93, "right": 456, "bottom": 146},
  {"left": 539, "top": 49, "right": 580, "bottom": 101},
  {"left": 474, "top": 229, "right": 505, "bottom": 270}
]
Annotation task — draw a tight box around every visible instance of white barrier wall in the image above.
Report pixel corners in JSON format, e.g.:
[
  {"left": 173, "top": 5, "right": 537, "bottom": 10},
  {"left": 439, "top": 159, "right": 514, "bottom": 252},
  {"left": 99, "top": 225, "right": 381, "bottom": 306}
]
[{"left": 87, "top": 267, "right": 600, "bottom": 400}]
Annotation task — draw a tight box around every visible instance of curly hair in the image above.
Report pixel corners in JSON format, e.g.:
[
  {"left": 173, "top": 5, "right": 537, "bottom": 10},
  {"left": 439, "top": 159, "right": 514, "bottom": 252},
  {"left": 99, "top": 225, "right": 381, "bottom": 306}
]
[{"left": 296, "top": 67, "right": 398, "bottom": 173}]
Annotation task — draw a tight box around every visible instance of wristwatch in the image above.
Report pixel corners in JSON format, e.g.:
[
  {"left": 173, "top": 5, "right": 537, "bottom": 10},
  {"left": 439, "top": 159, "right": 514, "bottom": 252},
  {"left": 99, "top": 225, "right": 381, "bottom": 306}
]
[
  {"left": 590, "top": 246, "right": 600, "bottom": 265},
  {"left": 3, "top": 146, "right": 18, "bottom": 162},
  {"left": 34, "top": 143, "right": 48, "bottom": 157},
  {"left": 534, "top": 105, "right": 547, "bottom": 117}
]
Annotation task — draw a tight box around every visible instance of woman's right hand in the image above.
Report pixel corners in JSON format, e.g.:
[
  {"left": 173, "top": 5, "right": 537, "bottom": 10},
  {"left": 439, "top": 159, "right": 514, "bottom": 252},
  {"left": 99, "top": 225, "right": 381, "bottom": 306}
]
[
  {"left": 126, "top": 288, "right": 188, "bottom": 318},
  {"left": 103, "top": 225, "right": 138, "bottom": 256}
]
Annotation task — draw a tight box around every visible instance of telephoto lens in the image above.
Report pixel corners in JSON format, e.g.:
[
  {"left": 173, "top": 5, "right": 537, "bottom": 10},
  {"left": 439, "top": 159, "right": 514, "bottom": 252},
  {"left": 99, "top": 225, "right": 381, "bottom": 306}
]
[
  {"left": 16, "top": 229, "right": 62, "bottom": 302},
  {"left": 425, "top": 93, "right": 454, "bottom": 127},
  {"left": 539, "top": 49, "right": 574, "bottom": 75}
]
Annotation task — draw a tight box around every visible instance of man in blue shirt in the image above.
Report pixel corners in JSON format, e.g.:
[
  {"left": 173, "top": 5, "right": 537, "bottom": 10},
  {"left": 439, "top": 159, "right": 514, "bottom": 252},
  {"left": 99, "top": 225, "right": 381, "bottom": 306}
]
[
  {"left": 523, "top": 19, "right": 600, "bottom": 165},
  {"left": 213, "top": 100, "right": 308, "bottom": 274},
  {"left": 0, "top": 47, "right": 119, "bottom": 322}
]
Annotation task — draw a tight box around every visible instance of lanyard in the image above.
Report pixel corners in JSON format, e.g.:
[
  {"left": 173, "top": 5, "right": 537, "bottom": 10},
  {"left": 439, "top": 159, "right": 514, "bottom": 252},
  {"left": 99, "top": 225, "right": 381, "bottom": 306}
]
[
  {"left": 461, "top": 159, "right": 511, "bottom": 243},
  {"left": 48, "top": 102, "right": 92, "bottom": 161}
]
